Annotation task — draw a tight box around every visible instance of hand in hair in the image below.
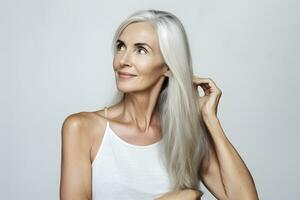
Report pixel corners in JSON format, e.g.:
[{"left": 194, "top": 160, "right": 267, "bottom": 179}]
[
  {"left": 192, "top": 75, "right": 222, "bottom": 119},
  {"left": 153, "top": 188, "right": 203, "bottom": 200}
]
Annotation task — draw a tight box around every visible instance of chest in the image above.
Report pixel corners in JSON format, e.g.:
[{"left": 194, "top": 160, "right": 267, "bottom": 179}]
[{"left": 92, "top": 129, "right": 171, "bottom": 200}]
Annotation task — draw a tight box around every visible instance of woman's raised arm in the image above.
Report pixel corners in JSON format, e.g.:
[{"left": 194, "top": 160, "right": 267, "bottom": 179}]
[{"left": 193, "top": 76, "right": 259, "bottom": 200}]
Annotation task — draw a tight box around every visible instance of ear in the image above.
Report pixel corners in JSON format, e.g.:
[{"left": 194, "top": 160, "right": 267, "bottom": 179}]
[
  {"left": 163, "top": 64, "right": 170, "bottom": 77},
  {"left": 163, "top": 70, "right": 171, "bottom": 77}
]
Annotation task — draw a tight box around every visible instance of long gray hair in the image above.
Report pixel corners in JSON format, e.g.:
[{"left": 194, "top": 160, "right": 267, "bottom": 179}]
[{"left": 108, "top": 9, "right": 210, "bottom": 192}]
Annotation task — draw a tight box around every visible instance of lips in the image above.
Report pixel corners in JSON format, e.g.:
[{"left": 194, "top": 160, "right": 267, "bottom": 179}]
[{"left": 118, "top": 71, "right": 137, "bottom": 76}]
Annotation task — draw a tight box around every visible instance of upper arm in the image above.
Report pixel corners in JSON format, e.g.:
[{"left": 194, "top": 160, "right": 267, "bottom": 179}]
[
  {"left": 60, "top": 113, "right": 93, "bottom": 200},
  {"left": 199, "top": 141, "right": 229, "bottom": 200}
]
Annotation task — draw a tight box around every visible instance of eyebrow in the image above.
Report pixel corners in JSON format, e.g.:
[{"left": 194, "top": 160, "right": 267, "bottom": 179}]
[{"left": 116, "top": 39, "right": 153, "bottom": 51}]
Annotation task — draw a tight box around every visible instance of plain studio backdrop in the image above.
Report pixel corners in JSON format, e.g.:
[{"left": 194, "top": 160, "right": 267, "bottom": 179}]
[{"left": 0, "top": 0, "right": 299, "bottom": 199}]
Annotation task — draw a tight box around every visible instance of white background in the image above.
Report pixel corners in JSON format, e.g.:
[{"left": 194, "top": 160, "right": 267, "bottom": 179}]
[{"left": 1, "top": 0, "right": 299, "bottom": 199}]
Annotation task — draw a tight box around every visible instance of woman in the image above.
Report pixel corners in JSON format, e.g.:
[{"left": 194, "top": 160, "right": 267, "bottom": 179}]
[{"left": 60, "top": 9, "right": 259, "bottom": 200}]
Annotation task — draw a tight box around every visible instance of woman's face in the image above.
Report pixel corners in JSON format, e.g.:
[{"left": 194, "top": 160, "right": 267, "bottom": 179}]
[{"left": 113, "top": 21, "right": 168, "bottom": 93}]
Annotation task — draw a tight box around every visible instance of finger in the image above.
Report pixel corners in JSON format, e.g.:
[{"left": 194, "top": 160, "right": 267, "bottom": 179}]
[
  {"left": 193, "top": 77, "right": 210, "bottom": 88},
  {"left": 193, "top": 78, "right": 214, "bottom": 91},
  {"left": 193, "top": 76, "right": 221, "bottom": 93},
  {"left": 195, "top": 84, "right": 211, "bottom": 96},
  {"left": 193, "top": 77, "right": 213, "bottom": 87},
  {"left": 193, "top": 76, "right": 210, "bottom": 84},
  {"left": 193, "top": 75, "right": 217, "bottom": 85},
  {"left": 196, "top": 82, "right": 213, "bottom": 95}
]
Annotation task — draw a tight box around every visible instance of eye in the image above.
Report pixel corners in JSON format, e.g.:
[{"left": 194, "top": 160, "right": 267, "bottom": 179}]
[
  {"left": 116, "top": 43, "right": 125, "bottom": 51},
  {"left": 137, "top": 47, "right": 147, "bottom": 54}
]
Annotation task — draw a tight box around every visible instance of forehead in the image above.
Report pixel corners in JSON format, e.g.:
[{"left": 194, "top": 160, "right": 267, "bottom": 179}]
[{"left": 118, "top": 22, "right": 159, "bottom": 49}]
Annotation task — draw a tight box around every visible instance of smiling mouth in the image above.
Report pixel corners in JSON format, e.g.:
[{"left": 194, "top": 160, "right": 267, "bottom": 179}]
[{"left": 118, "top": 72, "right": 137, "bottom": 79}]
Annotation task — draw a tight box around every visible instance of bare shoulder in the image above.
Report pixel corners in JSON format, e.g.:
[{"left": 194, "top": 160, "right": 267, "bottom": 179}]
[{"left": 61, "top": 110, "right": 107, "bottom": 150}]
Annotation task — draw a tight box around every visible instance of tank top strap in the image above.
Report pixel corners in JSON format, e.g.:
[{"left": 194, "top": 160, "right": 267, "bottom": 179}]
[{"left": 104, "top": 107, "right": 108, "bottom": 118}]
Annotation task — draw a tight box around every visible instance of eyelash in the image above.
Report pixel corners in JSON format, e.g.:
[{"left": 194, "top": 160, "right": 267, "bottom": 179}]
[{"left": 116, "top": 43, "right": 148, "bottom": 54}]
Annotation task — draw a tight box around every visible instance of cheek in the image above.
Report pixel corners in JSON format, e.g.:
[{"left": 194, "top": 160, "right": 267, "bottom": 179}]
[
  {"left": 136, "top": 56, "right": 162, "bottom": 74},
  {"left": 136, "top": 64, "right": 164, "bottom": 85}
]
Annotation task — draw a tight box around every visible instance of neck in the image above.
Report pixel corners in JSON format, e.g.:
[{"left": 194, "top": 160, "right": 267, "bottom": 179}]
[{"left": 121, "top": 76, "right": 166, "bottom": 133}]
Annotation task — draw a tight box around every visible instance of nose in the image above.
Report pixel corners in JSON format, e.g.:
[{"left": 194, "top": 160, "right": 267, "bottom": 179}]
[{"left": 119, "top": 50, "right": 132, "bottom": 67}]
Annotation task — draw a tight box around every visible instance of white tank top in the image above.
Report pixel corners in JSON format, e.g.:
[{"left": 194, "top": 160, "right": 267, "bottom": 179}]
[{"left": 92, "top": 107, "right": 172, "bottom": 200}]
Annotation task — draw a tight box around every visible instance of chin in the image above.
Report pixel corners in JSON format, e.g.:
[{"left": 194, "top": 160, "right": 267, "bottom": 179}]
[{"left": 116, "top": 84, "right": 139, "bottom": 93}]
